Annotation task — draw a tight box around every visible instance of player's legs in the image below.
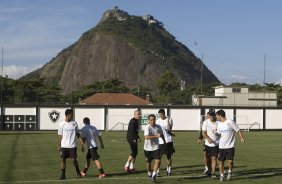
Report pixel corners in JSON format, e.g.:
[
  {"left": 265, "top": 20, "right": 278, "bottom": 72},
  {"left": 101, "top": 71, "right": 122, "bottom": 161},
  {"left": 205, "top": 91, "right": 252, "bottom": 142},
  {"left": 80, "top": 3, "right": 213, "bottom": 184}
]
[
  {"left": 211, "top": 156, "right": 217, "bottom": 175},
  {"left": 226, "top": 148, "right": 235, "bottom": 180},
  {"left": 59, "top": 148, "right": 68, "bottom": 180},
  {"left": 81, "top": 149, "right": 92, "bottom": 176},
  {"left": 125, "top": 143, "right": 138, "bottom": 172}
]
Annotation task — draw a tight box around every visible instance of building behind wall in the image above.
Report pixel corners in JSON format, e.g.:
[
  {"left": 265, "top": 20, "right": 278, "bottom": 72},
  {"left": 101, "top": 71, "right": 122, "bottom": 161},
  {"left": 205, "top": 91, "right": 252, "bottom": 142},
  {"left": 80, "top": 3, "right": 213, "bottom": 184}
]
[{"left": 192, "top": 85, "right": 277, "bottom": 107}]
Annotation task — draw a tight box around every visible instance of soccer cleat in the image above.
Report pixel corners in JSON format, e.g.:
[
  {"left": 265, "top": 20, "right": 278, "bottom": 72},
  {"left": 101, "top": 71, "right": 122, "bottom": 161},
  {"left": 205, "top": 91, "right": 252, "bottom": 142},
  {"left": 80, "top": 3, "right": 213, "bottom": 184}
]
[
  {"left": 99, "top": 173, "right": 106, "bottom": 178},
  {"left": 203, "top": 169, "right": 210, "bottom": 176},
  {"left": 156, "top": 172, "right": 160, "bottom": 177},
  {"left": 227, "top": 172, "right": 232, "bottom": 180},
  {"left": 129, "top": 168, "right": 137, "bottom": 173},
  {"left": 59, "top": 175, "right": 65, "bottom": 180},
  {"left": 220, "top": 175, "right": 224, "bottom": 182},
  {"left": 150, "top": 175, "right": 156, "bottom": 182},
  {"left": 80, "top": 171, "right": 86, "bottom": 177},
  {"left": 210, "top": 174, "right": 216, "bottom": 179}
]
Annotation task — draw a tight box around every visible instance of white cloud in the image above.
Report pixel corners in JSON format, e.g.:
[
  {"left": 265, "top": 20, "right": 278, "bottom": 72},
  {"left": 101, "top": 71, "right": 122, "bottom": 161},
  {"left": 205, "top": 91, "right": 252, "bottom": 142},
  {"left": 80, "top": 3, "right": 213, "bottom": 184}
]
[
  {"left": 2, "top": 65, "right": 42, "bottom": 79},
  {"left": 231, "top": 74, "right": 247, "bottom": 80}
]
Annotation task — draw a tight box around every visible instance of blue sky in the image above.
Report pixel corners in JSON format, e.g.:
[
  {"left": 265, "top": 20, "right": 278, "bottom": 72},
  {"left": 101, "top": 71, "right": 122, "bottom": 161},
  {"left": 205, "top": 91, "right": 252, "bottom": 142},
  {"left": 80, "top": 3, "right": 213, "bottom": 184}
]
[{"left": 1, "top": 0, "right": 282, "bottom": 85}]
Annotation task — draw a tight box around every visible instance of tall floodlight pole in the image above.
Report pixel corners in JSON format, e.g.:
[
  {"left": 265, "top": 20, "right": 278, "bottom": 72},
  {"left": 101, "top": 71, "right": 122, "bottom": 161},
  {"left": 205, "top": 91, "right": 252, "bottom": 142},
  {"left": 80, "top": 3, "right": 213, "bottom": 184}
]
[
  {"left": 201, "top": 52, "right": 203, "bottom": 95},
  {"left": 263, "top": 54, "right": 266, "bottom": 106},
  {"left": 1, "top": 47, "right": 3, "bottom": 105}
]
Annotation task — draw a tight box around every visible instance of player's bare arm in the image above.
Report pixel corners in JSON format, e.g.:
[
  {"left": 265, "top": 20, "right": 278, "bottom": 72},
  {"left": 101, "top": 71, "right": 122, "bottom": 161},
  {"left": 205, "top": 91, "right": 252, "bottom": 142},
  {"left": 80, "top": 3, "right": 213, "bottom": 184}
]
[
  {"left": 57, "top": 135, "right": 62, "bottom": 151},
  {"left": 238, "top": 131, "right": 245, "bottom": 143}
]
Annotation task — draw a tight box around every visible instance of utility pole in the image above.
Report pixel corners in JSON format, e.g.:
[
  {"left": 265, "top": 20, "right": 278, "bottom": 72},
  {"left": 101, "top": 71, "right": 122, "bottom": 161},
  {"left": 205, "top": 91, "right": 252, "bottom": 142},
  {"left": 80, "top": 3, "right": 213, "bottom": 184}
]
[
  {"left": 263, "top": 54, "right": 266, "bottom": 107},
  {"left": 201, "top": 52, "right": 203, "bottom": 95}
]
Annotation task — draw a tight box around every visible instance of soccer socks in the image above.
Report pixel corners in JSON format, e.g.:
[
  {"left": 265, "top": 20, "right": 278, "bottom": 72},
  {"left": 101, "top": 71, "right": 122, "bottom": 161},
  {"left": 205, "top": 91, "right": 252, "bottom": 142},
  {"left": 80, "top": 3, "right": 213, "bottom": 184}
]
[
  {"left": 167, "top": 166, "right": 171, "bottom": 175},
  {"left": 60, "top": 169, "right": 66, "bottom": 180},
  {"left": 125, "top": 161, "right": 130, "bottom": 167},
  {"left": 99, "top": 168, "right": 105, "bottom": 174},
  {"left": 129, "top": 162, "right": 134, "bottom": 169},
  {"left": 82, "top": 167, "right": 88, "bottom": 174}
]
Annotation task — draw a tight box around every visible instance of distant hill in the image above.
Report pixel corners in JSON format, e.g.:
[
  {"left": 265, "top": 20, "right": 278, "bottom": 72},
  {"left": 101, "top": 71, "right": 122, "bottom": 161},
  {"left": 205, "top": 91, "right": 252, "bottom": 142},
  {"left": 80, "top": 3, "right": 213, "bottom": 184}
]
[{"left": 20, "top": 7, "right": 220, "bottom": 94}]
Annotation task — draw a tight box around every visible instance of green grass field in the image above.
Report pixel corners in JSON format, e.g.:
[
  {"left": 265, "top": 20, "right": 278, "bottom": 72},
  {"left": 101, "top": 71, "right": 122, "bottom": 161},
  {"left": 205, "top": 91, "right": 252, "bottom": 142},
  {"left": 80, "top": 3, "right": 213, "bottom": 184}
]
[{"left": 0, "top": 131, "right": 282, "bottom": 184}]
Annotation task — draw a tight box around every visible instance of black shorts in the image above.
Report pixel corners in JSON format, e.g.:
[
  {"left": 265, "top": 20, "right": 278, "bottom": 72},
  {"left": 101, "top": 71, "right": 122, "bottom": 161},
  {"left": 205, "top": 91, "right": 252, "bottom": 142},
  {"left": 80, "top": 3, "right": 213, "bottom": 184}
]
[
  {"left": 61, "top": 147, "right": 77, "bottom": 159},
  {"left": 159, "top": 142, "right": 175, "bottom": 156},
  {"left": 218, "top": 148, "right": 235, "bottom": 161},
  {"left": 144, "top": 149, "right": 160, "bottom": 163},
  {"left": 86, "top": 147, "right": 100, "bottom": 161},
  {"left": 129, "top": 143, "right": 138, "bottom": 158},
  {"left": 205, "top": 145, "right": 219, "bottom": 158}
]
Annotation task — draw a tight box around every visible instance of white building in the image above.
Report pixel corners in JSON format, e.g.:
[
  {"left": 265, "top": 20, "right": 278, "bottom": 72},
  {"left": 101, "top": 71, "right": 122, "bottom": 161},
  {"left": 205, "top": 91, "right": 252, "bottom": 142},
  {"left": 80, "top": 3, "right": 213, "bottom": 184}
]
[{"left": 192, "top": 85, "right": 277, "bottom": 107}]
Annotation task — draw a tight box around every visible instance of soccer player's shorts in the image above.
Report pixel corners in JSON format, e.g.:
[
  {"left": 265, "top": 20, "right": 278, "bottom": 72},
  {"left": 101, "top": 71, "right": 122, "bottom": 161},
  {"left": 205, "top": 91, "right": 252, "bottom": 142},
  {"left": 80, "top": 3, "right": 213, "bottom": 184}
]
[
  {"left": 60, "top": 147, "right": 77, "bottom": 159},
  {"left": 144, "top": 149, "right": 160, "bottom": 163},
  {"left": 218, "top": 148, "right": 235, "bottom": 161},
  {"left": 160, "top": 142, "right": 175, "bottom": 158},
  {"left": 86, "top": 147, "right": 100, "bottom": 161},
  {"left": 129, "top": 143, "right": 138, "bottom": 158},
  {"left": 205, "top": 145, "right": 219, "bottom": 158}
]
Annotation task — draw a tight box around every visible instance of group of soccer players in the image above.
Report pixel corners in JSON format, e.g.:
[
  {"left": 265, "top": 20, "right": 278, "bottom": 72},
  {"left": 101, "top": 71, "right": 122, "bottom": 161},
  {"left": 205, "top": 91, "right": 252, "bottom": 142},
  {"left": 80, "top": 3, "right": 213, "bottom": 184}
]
[
  {"left": 57, "top": 109, "right": 105, "bottom": 180},
  {"left": 199, "top": 109, "right": 245, "bottom": 182},
  {"left": 124, "top": 109, "right": 175, "bottom": 182},
  {"left": 57, "top": 108, "right": 244, "bottom": 183}
]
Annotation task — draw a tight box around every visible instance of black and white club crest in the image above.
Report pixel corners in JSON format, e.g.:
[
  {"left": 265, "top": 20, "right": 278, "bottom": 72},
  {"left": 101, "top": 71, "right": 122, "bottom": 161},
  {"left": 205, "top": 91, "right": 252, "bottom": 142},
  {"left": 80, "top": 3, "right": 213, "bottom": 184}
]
[{"left": 49, "top": 110, "right": 60, "bottom": 123}]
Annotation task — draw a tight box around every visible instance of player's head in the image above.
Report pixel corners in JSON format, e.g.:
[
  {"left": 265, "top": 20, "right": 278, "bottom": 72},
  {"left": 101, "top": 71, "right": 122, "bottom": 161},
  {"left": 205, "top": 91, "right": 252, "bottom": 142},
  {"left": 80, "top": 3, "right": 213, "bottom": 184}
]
[
  {"left": 158, "top": 108, "right": 166, "bottom": 119},
  {"left": 207, "top": 109, "right": 216, "bottom": 117},
  {"left": 83, "top": 117, "right": 90, "bottom": 125},
  {"left": 134, "top": 110, "right": 141, "bottom": 119},
  {"left": 148, "top": 114, "right": 156, "bottom": 126},
  {"left": 65, "top": 109, "right": 73, "bottom": 122},
  {"left": 216, "top": 109, "right": 226, "bottom": 121}
]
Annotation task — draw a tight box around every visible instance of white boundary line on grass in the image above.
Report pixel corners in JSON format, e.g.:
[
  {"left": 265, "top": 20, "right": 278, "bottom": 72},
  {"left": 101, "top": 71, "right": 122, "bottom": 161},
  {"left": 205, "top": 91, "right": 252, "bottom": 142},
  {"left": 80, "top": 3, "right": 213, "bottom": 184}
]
[{"left": 0, "top": 175, "right": 203, "bottom": 184}]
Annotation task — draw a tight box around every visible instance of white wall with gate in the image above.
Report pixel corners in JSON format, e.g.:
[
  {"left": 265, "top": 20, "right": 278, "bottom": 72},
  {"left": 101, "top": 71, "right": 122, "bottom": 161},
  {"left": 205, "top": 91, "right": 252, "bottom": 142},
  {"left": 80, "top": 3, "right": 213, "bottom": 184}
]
[{"left": 1, "top": 105, "right": 282, "bottom": 131}]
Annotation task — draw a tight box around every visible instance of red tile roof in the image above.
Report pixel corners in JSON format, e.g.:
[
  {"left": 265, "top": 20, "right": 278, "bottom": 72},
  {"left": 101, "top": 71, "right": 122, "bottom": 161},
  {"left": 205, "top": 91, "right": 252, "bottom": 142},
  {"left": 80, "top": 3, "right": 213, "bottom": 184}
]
[{"left": 80, "top": 93, "right": 152, "bottom": 105}]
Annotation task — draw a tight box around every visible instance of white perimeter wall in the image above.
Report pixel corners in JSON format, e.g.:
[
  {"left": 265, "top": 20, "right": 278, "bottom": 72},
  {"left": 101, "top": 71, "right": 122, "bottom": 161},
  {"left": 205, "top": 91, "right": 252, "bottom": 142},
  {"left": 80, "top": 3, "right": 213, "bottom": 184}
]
[
  {"left": 266, "top": 109, "right": 282, "bottom": 129},
  {"left": 2, "top": 106, "right": 282, "bottom": 130},
  {"left": 236, "top": 109, "right": 263, "bottom": 130}
]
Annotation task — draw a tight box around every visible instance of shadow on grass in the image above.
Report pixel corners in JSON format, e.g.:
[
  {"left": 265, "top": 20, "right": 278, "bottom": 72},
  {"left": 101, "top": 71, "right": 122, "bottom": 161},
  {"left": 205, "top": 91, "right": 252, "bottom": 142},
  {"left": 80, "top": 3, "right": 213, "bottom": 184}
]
[
  {"left": 235, "top": 167, "right": 282, "bottom": 180},
  {"left": 1, "top": 132, "right": 20, "bottom": 182}
]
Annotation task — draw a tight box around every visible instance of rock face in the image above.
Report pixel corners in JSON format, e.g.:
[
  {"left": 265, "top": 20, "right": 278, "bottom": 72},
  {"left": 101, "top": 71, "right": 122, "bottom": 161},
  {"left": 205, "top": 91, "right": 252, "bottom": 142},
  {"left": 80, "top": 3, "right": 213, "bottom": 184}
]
[{"left": 20, "top": 7, "right": 220, "bottom": 94}]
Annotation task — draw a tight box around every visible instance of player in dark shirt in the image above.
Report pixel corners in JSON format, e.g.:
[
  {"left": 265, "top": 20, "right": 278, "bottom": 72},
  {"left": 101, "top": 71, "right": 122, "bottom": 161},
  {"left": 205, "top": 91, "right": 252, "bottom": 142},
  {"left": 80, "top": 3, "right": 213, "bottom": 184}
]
[{"left": 124, "top": 110, "right": 141, "bottom": 172}]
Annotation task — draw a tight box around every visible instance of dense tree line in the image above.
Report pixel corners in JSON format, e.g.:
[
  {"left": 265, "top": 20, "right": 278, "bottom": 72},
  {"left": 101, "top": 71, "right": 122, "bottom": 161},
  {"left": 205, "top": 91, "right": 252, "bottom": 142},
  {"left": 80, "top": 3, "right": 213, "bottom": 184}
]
[{"left": 1, "top": 73, "right": 282, "bottom": 106}]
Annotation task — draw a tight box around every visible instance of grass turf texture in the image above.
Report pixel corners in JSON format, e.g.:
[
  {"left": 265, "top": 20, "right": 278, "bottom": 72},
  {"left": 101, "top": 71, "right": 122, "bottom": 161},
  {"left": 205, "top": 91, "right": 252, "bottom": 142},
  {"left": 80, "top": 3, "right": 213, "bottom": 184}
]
[{"left": 0, "top": 131, "right": 281, "bottom": 184}]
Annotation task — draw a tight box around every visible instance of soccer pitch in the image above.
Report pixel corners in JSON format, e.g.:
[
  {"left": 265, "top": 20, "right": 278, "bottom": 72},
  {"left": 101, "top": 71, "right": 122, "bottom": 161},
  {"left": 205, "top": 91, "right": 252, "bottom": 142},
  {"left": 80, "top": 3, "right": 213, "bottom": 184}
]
[{"left": 0, "top": 131, "right": 281, "bottom": 184}]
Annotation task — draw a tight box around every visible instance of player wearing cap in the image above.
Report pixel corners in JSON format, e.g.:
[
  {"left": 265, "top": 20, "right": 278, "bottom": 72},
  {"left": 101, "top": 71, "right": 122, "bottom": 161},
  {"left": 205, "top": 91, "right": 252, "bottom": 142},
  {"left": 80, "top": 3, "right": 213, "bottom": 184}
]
[
  {"left": 216, "top": 110, "right": 245, "bottom": 182},
  {"left": 156, "top": 108, "right": 175, "bottom": 176},
  {"left": 202, "top": 110, "right": 219, "bottom": 179},
  {"left": 199, "top": 109, "right": 216, "bottom": 176}
]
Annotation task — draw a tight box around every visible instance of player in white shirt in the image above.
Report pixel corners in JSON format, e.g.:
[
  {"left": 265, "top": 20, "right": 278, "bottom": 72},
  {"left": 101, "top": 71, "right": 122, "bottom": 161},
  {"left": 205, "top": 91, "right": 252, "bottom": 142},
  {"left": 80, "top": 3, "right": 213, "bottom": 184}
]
[
  {"left": 57, "top": 109, "right": 84, "bottom": 180},
  {"left": 202, "top": 113, "right": 219, "bottom": 179},
  {"left": 156, "top": 109, "right": 175, "bottom": 176},
  {"left": 199, "top": 109, "right": 215, "bottom": 176},
  {"left": 80, "top": 117, "right": 106, "bottom": 178},
  {"left": 216, "top": 110, "right": 245, "bottom": 182},
  {"left": 144, "top": 114, "right": 165, "bottom": 183}
]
